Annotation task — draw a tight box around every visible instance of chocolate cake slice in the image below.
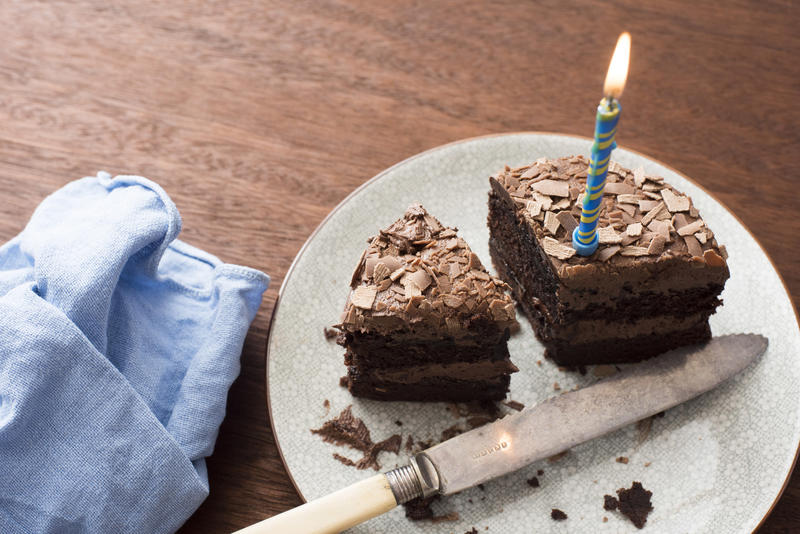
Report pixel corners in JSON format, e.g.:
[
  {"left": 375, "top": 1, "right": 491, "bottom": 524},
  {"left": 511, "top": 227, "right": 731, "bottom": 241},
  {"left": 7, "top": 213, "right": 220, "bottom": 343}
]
[
  {"left": 337, "top": 204, "right": 518, "bottom": 401},
  {"left": 488, "top": 156, "right": 729, "bottom": 366}
]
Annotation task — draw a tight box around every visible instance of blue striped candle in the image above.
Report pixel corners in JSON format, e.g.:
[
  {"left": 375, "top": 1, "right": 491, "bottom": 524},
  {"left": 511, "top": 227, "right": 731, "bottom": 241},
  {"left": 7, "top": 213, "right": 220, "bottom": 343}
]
[
  {"left": 571, "top": 99, "right": 621, "bottom": 255},
  {"left": 572, "top": 32, "right": 630, "bottom": 256}
]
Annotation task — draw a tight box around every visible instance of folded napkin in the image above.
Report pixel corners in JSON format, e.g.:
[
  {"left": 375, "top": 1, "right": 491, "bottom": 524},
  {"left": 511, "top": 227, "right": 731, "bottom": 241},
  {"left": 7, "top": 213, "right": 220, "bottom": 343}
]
[{"left": 0, "top": 173, "right": 269, "bottom": 533}]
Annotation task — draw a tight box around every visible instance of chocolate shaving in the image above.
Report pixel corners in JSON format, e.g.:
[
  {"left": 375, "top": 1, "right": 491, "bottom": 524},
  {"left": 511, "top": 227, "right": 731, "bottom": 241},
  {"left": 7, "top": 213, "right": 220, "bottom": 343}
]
[
  {"left": 503, "top": 400, "right": 525, "bottom": 411},
  {"left": 641, "top": 202, "right": 665, "bottom": 226},
  {"left": 605, "top": 182, "right": 635, "bottom": 195},
  {"left": 542, "top": 237, "right": 576, "bottom": 260},
  {"left": 597, "top": 226, "right": 623, "bottom": 244},
  {"left": 661, "top": 188, "right": 690, "bottom": 212},
  {"left": 677, "top": 219, "right": 705, "bottom": 236},
  {"left": 596, "top": 246, "right": 621, "bottom": 262},
  {"left": 616, "top": 194, "right": 640, "bottom": 204},
  {"left": 526, "top": 200, "right": 542, "bottom": 218},
  {"left": 647, "top": 219, "right": 671, "bottom": 241},
  {"left": 626, "top": 223, "right": 643, "bottom": 237},
  {"left": 617, "top": 203, "right": 637, "bottom": 216},
  {"left": 683, "top": 235, "right": 703, "bottom": 258},
  {"left": 372, "top": 262, "right": 390, "bottom": 283},
  {"left": 638, "top": 199, "right": 659, "bottom": 212},
  {"left": 620, "top": 246, "right": 650, "bottom": 257},
  {"left": 350, "top": 249, "right": 367, "bottom": 287},
  {"left": 647, "top": 235, "right": 666, "bottom": 256},
  {"left": 703, "top": 248, "right": 726, "bottom": 266},
  {"left": 555, "top": 211, "right": 578, "bottom": 234},
  {"left": 533, "top": 179, "right": 570, "bottom": 197},
  {"left": 543, "top": 211, "right": 560, "bottom": 235},
  {"left": 633, "top": 167, "right": 646, "bottom": 188}
]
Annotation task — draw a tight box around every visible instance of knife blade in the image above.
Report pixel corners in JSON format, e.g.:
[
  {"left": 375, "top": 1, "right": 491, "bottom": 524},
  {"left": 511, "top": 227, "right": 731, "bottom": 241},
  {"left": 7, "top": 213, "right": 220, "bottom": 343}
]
[
  {"left": 236, "top": 334, "right": 767, "bottom": 534},
  {"left": 420, "top": 333, "right": 767, "bottom": 495}
]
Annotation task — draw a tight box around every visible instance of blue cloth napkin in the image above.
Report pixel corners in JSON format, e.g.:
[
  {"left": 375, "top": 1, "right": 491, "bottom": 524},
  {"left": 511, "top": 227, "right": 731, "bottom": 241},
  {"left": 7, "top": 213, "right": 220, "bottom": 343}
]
[{"left": 0, "top": 173, "right": 269, "bottom": 533}]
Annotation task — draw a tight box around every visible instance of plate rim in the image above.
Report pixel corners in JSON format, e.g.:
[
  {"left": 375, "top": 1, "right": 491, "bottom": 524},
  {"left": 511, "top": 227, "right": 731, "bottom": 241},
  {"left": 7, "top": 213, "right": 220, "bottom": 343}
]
[{"left": 264, "top": 131, "right": 800, "bottom": 531}]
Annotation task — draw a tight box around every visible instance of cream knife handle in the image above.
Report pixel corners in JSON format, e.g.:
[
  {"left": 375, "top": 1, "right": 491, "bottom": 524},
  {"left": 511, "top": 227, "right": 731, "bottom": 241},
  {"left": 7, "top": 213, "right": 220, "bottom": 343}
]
[{"left": 233, "top": 474, "right": 397, "bottom": 534}]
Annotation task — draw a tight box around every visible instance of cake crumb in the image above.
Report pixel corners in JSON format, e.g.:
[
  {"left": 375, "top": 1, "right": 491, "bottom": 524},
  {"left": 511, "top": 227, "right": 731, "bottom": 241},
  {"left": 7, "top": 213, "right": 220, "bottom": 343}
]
[
  {"left": 594, "top": 364, "right": 617, "bottom": 378},
  {"left": 527, "top": 476, "right": 540, "bottom": 488},
  {"left": 548, "top": 450, "right": 569, "bottom": 463},
  {"left": 536, "top": 360, "right": 542, "bottom": 366},
  {"left": 604, "top": 481, "right": 653, "bottom": 529},
  {"left": 551, "top": 509, "right": 568, "bottom": 521},
  {"left": 616, "top": 456, "right": 629, "bottom": 464},
  {"left": 394, "top": 420, "right": 403, "bottom": 426},
  {"left": 332, "top": 453, "right": 356, "bottom": 467},
  {"left": 636, "top": 417, "right": 654, "bottom": 446},
  {"left": 441, "top": 424, "right": 466, "bottom": 441},
  {"left": 538, "top": 469, "right": 544, "bottom": 476},
  {"left": 553, "top": 382, "right": 561, "bottom": 391},
  {"left": 464, "top": 529, "right": 478, "bottom": 534},
  {"left": 323, "top": 327, "right": 338, "bottom": 341},
  {"left": 431, "top": 512, "right": 459, "bottom": 523},
  {"left": 311, "top": 406, "right": 401, "bottom": 471},
  {"left": 644, "top": 462, "right": 651, "bottom": 467},
  {"left": 322, "top": 399, "right": 330, "bottom": 415},
  {"left": 503, "top": 400, "right": 525, "bottom": 411},
  {"left": 602, "top": 516, "right": 608, "bottom": 523},
  {"left": 403, "top": 495, "right": 438, "bottom": 520}
]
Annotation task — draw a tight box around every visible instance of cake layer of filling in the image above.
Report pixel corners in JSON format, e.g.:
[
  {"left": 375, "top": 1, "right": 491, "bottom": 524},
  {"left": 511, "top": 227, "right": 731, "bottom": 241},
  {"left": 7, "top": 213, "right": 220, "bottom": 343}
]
[
  {"left": 538, "top": 312, "right": 712, "bottom": 345},
  {"left": 344, "top": 372, "right": 511, "bottom": 402},
  {"left": 341, "top": 331, "right": 510, "bottom": 368},
  {"left": 542, "top": 321, "right": 712, "bottom": 366},
  {"left": 361, "top": 358, "right": 518, "bottom": 383},
  {"left": 490, "top": 241, "right": 714, "bottom": 332}
]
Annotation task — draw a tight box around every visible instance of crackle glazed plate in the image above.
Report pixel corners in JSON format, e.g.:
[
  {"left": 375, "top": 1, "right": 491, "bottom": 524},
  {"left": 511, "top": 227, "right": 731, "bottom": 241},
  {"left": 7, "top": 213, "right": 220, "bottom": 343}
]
[{"left": 266, "top": 133, "right": 800, "bottom": 533}]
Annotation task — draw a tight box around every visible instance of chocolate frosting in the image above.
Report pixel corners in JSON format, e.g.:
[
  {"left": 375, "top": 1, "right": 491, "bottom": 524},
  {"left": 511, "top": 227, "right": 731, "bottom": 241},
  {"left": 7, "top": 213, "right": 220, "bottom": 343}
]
[
  {"left": 338, "top": 204, "right": 518, "bottom": 337},
  {"left": 490, "top": 156, "right": 729, "bottom": 277},
  {"left": 370, "top": 358, "right": 519, "bottom": 383}
]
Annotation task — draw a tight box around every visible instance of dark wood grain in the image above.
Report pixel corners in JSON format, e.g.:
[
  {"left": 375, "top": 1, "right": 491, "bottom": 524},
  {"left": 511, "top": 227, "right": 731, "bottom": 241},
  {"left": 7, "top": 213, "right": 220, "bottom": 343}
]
[{"left": 0, "top": 1, "right": 797, "bottom": 532}]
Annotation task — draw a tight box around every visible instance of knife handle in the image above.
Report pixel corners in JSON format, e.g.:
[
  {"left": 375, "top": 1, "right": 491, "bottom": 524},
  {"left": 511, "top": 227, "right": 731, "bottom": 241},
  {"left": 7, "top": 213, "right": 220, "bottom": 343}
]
[{"left": 233, "top": 473, "right": 398, "bottom": 534}]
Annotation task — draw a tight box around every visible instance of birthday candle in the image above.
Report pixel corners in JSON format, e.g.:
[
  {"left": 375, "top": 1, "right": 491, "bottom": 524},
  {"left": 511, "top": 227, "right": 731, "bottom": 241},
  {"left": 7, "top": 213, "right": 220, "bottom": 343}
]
[{"left": 572, "top": 33, "right": 631, "bottom": 256}]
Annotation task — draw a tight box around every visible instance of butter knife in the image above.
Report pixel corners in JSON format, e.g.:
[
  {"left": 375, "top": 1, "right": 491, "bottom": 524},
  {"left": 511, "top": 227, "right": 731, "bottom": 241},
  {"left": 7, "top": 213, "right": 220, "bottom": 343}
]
[{"left": 236, "top": 334, "right": 767, "bottom": 533}]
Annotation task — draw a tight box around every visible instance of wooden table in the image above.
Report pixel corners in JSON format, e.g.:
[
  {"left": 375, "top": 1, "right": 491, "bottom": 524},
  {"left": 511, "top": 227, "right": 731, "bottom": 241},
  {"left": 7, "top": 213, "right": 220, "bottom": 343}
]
[{"left": 1, "top": 1, "right": 797, "bottom": 531}]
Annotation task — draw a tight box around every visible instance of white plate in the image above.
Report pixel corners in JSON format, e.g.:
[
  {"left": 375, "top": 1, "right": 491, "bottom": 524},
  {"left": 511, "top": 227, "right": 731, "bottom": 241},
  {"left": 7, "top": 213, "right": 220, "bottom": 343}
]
[{"left": 267, "top": 133, "right": 800, "bottom": 533}]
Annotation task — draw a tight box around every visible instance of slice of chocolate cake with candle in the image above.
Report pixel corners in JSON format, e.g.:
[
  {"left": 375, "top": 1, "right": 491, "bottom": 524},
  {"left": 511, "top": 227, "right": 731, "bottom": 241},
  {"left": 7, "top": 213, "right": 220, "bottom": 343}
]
[
  {"left": 337, "top": 204, "right": 518, "bottom": 402},
  {"left": 487, "top": 156, "right": 729, "bottom": 366}
]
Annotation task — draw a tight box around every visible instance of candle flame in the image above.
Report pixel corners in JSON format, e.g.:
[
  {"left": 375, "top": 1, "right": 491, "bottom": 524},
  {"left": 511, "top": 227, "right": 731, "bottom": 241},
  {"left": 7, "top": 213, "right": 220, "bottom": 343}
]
[{"left": 603, "top": 32, "right": 631, "bottom": 99}]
